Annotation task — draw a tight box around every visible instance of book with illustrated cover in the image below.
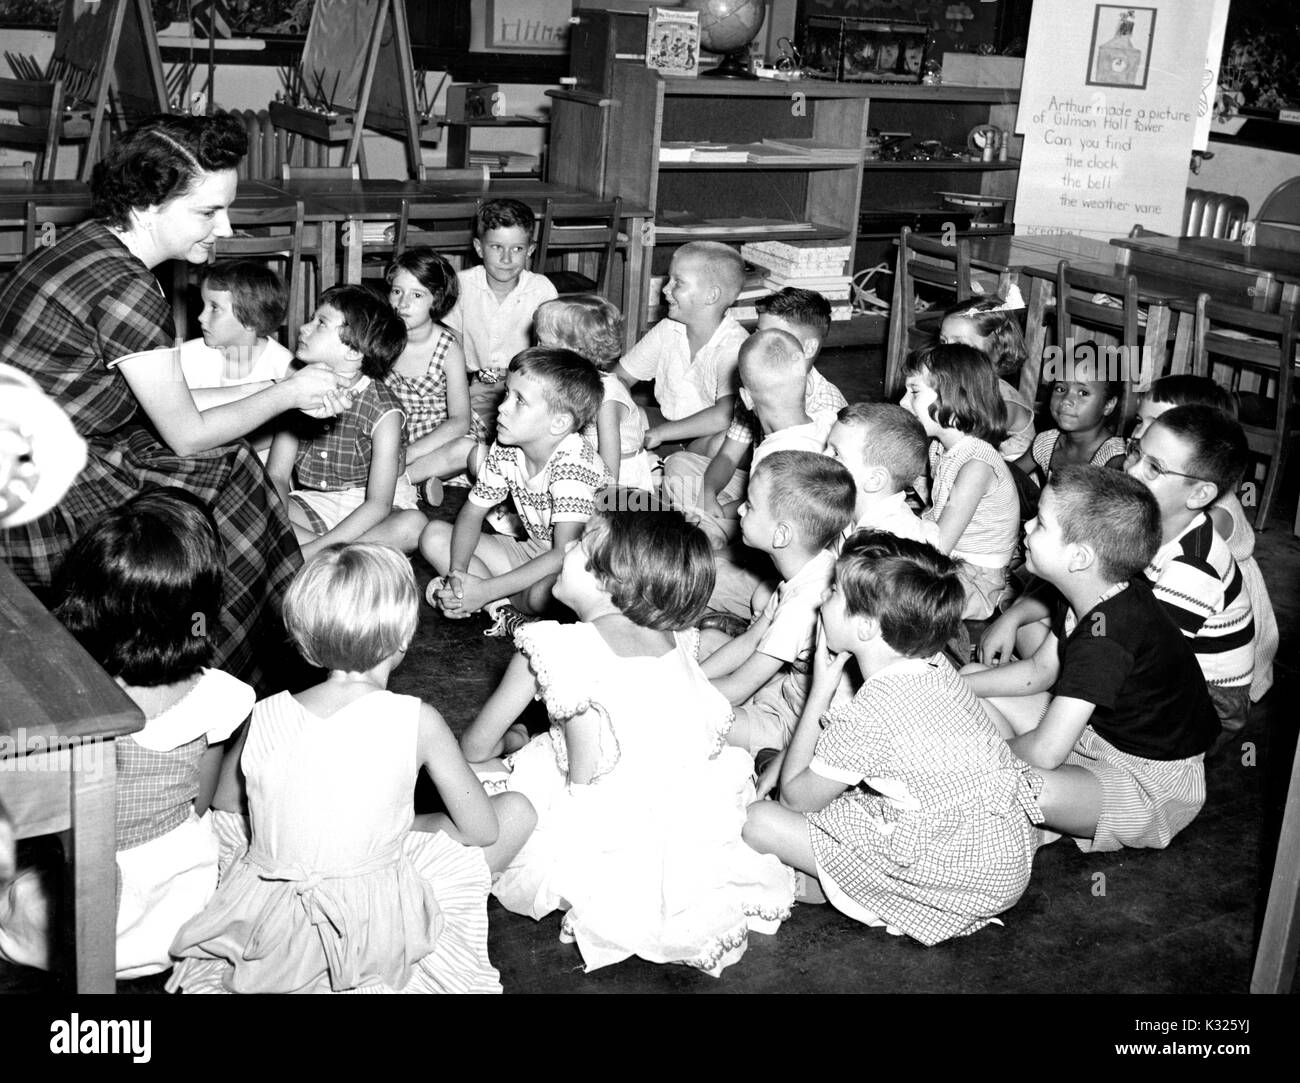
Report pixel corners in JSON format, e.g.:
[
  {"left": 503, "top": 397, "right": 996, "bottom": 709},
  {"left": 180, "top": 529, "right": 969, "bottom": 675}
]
[{"left": 646, "top": 7, "right": 700, "bottom": 78}]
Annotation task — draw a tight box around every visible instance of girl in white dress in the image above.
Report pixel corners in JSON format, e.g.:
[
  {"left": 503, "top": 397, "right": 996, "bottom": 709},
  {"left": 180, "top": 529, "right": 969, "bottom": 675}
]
[
  {"left": 1, "top": 489, "right": 251, "bottom": 978},
  {"left": 461, "top": 505, "right": 794, "bottom": 976},
  {"left": 167, "top": 544, "right": 535, "bottom": 993},
  {"left": 534, "top": 295, "right": 657, "bottom": 490}
]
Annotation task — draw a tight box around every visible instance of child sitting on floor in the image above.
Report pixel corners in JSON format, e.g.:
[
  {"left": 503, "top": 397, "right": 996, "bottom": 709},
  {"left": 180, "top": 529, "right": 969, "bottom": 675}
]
[
  {"left": 826, "top": 401, "right": 930, "bottom": 544},
  {"left": 701, "top": 450, "right": 856, "bottom": 754},
  {"left": 743, "top": 530, "right": 1041, "bottom": 944},
  {"left": 1131, "top": 375, "right": 1276, "bottom": 704},
  {"left": 1124, "top": 404, "right": 1256, "bottom": 739},
  {"left": 939, "top": 296, "right": 1035, "bottom": 463},
  {"left": 0, "top": 489, "right": 252, "bottom": 978},
  {"left": 614, "top": 240, "right": 749, "bottom": 456},
  {"left": 446, "top": 198, "right": 558, "bottom": 436},
  {"left": 963, "top": 466, "right": 1219, "bottom": 851},
  {"left": 181, "top": 260, "right": 295, "bottom": 456},
  {"left": 1023, "top": 343, "right": 1126, "bottom": 483},
  {"left": 899, "top": 343, "right": 1019, "bottom": 620},
  {"left": 168, "top": 543, "right": 533, "bottom": 993},
  {"left": 667, "top": 287, "right": 846, "bottom": 548},
  {"left": 266, "top": 285, "right": 416, "bottom": 561},
  {"left": 420, "top": 346, "right": 607, "bottom": 635},
  {"left": 534, "top": 294, "right": 656, "bottom": 490},
  {"left": 460, "top": 506, "right": 793, "bottom": 976}
]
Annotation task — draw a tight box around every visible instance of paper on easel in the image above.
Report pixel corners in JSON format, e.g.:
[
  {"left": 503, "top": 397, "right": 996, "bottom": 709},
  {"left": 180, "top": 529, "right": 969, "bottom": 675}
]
[{"left": 1014, "top": 0, "right": 1217, "bottom": 239}]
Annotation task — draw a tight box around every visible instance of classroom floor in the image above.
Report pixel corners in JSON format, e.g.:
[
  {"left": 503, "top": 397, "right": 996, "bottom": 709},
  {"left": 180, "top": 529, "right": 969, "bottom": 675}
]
[{"left": 3, "top": 344, "right": 1297, "bottom": 996}]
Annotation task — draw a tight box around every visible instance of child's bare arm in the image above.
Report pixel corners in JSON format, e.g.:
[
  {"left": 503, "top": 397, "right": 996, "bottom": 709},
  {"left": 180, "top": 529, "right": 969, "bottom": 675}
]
[
  {"left": 646, "top": 395, "right": 736, "bottom": 448},
  {"left": 461, "top": 651, "right": 539, "bottom": 763},
  {"left": 417, "top": 702, "right": 499, "bottom": 846},
  {"left": 779, "top": 624, "right": 852, "bottom": 813},
  {"left": 933, "top": 458, "right": 995, "bottom": 553},
  {"left": 596, "top": 398, "right": 627, "bottom": 483},
  {"left": 712, "top": 650, "right": 784, "bottom": 706},
  {"left": 698, "top": 436, "right": 747, "bottom": 517},
  {"left": 301, "top": 411, "right": 404, "bottom": 559},
  {"left": 1010, "top": 695, "right": 1094, "bottom": 769},
  {"left": 265, "top": 429, "right": 298, "bottom": 511},
  {"left": 209, "top": 720, "right": 251, "bottom": 815},
  {"left": 194, "top": 743, "right": 226, "bottom": 816},
  {"left": 699, "top": 611, "right": 769, "bottom": 678},
  {"left": 978, "top": 594, "right": 1053, "bottom": 666},
  {"left": 453, "top": 521, "right": 579, "bottom": 615},
  {"left": 964, "top": 628, "right": 1060, "bottom": 699}
]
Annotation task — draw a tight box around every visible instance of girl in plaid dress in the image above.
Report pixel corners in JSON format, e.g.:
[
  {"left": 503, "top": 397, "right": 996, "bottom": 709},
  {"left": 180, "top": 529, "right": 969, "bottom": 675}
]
[
  {"left": 1, "top": 490, "right": 254, "bottom": 978},
  {"left": 744, "top": 531, "right": 1042, "bottom": 946},
  {"left": 0, "top": 114, "right": 346, "bottom": 690}
]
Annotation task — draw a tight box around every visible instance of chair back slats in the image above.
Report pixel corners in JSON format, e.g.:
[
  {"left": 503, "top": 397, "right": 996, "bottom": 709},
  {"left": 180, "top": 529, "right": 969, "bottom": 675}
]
[
  {"left": 884, "top": 226, "right": 974, "bottom": 394},
  {"left": 1190, "top": 292, "right": 1298, "bottom": 529},
  {"left": 533, "top": 197, "right": 624, "bottom": 296},
  {"left": 393, "top": 197, "right": 481, "bottom": 263},
  {"left": 210, "top": 200, "right": 307, "bottom": 350},
  {"left": 1054, "top": 259, "right": 1142, "bottom": 423},
  {"left": 0, "top": 77, "right": 66, "bottom": 181}
]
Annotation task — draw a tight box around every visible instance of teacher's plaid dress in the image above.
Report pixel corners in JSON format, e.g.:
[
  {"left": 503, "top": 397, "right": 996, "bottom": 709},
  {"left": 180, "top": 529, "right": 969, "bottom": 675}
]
[{"left": 0, "top": 220, "right": 301, "bottom": 687}]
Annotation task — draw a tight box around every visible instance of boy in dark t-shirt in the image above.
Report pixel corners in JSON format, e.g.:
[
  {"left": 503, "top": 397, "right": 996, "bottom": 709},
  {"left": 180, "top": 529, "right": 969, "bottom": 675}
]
[{"left": 962, "top": 466, "right": 1218, "bottom": 852}]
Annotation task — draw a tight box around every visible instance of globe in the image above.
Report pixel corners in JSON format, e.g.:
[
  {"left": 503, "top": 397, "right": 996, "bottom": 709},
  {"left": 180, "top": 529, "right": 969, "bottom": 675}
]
[{"left": 679, "top": 0, "right": 767, "bottom": 79}]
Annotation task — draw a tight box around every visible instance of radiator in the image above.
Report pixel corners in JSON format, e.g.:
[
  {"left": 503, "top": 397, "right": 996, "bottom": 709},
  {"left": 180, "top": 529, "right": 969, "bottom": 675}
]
[
  {"left": 231, "top": 109, "right": 329, "bottom": 181},
  {"left": 1183, "top": 189, "right": 1250, "bottom": 241}
]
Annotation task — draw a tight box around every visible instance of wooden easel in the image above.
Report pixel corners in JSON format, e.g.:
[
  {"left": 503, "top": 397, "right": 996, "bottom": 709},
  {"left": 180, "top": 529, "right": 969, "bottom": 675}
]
[
  {"left": 48, "top": 0, "right": 169, "bottom": 181},
  {"left": 269, "top": 0, "right": 425, "bottom": 180}
]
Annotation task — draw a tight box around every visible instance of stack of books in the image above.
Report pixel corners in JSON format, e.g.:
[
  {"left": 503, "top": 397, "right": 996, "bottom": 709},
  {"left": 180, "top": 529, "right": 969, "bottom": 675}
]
[
  {"left": 756, "top": 137, "right": 862, "bottom": 165},
  {"left": 741, "top": 240, "right": 855, "bottom": 321},
  {"left": 468, "top": 150, "right": 539, "bottom": 174}
]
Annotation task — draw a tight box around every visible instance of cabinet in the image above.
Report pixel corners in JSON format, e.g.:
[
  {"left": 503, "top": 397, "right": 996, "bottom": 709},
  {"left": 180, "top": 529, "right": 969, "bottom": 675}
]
[{"left": 547, "top": 68, "right": 1021, "bottom": 340}]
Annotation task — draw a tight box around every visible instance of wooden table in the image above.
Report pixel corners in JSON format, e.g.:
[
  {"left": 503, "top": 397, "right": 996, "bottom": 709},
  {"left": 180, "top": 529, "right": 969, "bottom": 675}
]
[
  {"left": 1112, "top": 234, "right": 1297, "bottom": 311},
  {"left": 0, "top": 563, "right": 142, "bottom": 992}
]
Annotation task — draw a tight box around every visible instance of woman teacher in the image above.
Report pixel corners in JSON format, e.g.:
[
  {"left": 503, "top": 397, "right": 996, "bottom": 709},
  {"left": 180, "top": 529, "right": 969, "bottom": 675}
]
[{"left": 0, "top": 112, "right": 345, "bottom": 688}]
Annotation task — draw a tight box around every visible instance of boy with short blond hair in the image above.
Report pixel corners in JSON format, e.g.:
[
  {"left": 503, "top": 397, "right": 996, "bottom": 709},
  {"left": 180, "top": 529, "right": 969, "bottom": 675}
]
[
  {"left": 420, "top": 346, "right": 607, "bottom": 631},
  {"left": 615, "top": 240, "right": 748, "bottom": 456},
  {"left": 827, "top": 402, "right": 930, "bottom": 544},
  {"left": 701, "top": 450, "right": 856, "bottom": 754}
]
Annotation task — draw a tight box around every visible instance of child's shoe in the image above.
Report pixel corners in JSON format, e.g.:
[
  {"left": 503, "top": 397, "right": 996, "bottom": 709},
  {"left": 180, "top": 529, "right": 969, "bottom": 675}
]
[
  {"left": 484, "top": 603, "right": 533, "bottom": 639},
  {"left": 421, "top": 477, "right": 444, "bottom": 507}
]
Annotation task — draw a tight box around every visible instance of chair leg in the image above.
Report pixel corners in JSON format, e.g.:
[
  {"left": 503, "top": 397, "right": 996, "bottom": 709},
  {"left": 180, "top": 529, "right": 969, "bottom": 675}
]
[
  {"left": 885, "top": 264, "right": 907, "bottom": 397},
  {"left": 1256, "top": 432, "right": 1289, "bottom": 531}
]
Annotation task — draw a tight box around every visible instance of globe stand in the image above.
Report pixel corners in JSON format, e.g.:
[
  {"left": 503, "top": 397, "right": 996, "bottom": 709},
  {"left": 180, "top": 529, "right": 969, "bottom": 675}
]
[{"left": 700, "top": 48, "right": 758, "bottom": 80}]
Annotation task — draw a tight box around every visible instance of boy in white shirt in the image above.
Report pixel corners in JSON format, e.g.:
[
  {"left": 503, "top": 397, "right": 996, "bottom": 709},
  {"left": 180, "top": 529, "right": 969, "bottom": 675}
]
[
  {"left": 826, "top": 402, "right": 931, "bottom": 544},
  {"left": 701, "top": 450, "right": 856, "bottom": 754},
  {"left": 446, "top": 199, "right": 558, "bottom": 433}
]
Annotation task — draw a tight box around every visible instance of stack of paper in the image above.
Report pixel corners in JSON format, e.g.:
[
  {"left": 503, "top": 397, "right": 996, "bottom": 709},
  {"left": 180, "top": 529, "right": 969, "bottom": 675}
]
[
  {"left": 740, "top": 239, "right": 853, "bottom": 304},
  {"left": 758, "top": 137, "right": 862, "bottom": 165}
]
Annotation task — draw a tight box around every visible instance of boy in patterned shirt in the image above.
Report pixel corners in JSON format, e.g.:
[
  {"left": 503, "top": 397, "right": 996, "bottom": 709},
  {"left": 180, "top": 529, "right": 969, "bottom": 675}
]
[
  {"left": 267, "top": 285, "right": 412, "bottom": 561},
  {"left": 421, "top": 347, "right": 606, "bottom": 630}
]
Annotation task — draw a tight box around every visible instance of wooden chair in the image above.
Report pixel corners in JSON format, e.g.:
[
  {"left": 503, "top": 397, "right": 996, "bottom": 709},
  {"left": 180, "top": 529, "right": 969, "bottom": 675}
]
[
  {"left": 0, "top": 77, "right": 66, "bottom": 182},
  {"left": 1183, "top": 188, "right": 1250, "bottom": 241},
  {"left": 1188, "top": 292, "right": 1297, "bottom": 531},
  {"left": 1052, "top": 259, "right": 1180, "bottom": 427},
  {"left": 534, "top": 197, "right": 625, "bottom": 298},
  {"left": 169, "top": 201, "right": 307, "bottom": 349},
  {"left": 1255, "top": 177, "right": 1300, "bottom": 254},
  {"left": 391, "top": 196, "right": 481, "bottom": 264},
  {"left": 22, "top": 201, "right": 92, "bottom": 256},
  {"left": 885, "top": 226, "right": 973, "bottom": 395}
]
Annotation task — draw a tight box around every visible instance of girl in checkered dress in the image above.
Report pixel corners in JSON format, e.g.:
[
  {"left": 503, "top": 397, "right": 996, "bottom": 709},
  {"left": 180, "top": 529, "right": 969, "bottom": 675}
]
[
  {"left": 1, "top": 490, "right": 254, "bottom": 978},
  {"left": 384, "top": 248, "right": 484, "bottom": 506},
  {"left": 744, "top": 531, "right": 1042, "bottom": 946}
]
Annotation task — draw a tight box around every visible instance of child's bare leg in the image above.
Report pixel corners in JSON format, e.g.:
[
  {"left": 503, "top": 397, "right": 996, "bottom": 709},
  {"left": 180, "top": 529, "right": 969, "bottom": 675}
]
[
  {"left": 419, "top": 520, "right": 493, "bottom": 581},
  {"left": 360, "top": 509, "right": 428, "bottom": 554},
  {"left": 1034, "top": 764, "right": 1103, "bottom": 839},
  {"left": 482, "top": 792, "right": 536, "bottom": 874},
  {"left": 285, "top": 500, "right": 319, "bottom": 545},
  {"left": 743, "top": 800, "right": 827, "bottom": 902},
  {"left": 407, "top": 437, "right": 476, "bottom": 485},
  {"left": 518, "top": 573, "right": 559, "bottom": 616}
]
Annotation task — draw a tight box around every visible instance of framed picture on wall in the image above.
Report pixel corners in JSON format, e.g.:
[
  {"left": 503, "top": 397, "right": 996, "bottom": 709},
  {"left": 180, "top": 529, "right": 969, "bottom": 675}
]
[{"left": 1086, "top": 5, "right": 1156, "bottom": 91}]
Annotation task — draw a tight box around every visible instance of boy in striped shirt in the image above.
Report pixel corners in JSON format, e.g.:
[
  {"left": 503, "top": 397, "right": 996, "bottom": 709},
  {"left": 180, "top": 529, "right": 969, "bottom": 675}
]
[{"left": 1124, "top": 404, "right": 1255, "bottom": 739}]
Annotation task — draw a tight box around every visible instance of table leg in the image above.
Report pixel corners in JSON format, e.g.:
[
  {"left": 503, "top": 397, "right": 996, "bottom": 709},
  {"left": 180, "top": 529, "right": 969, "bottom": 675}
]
[
  {"left": 625, "top": 215, "right": 651, "bottom": 349},
  {"left": 68, "top": 744, "right": 116, "bottom": 993},
  {"left": 320, "top": 221, "right": 338, "bottom": 290},
  {"left": 345, "top": 218, "right": 363, "bottom": 284}
]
